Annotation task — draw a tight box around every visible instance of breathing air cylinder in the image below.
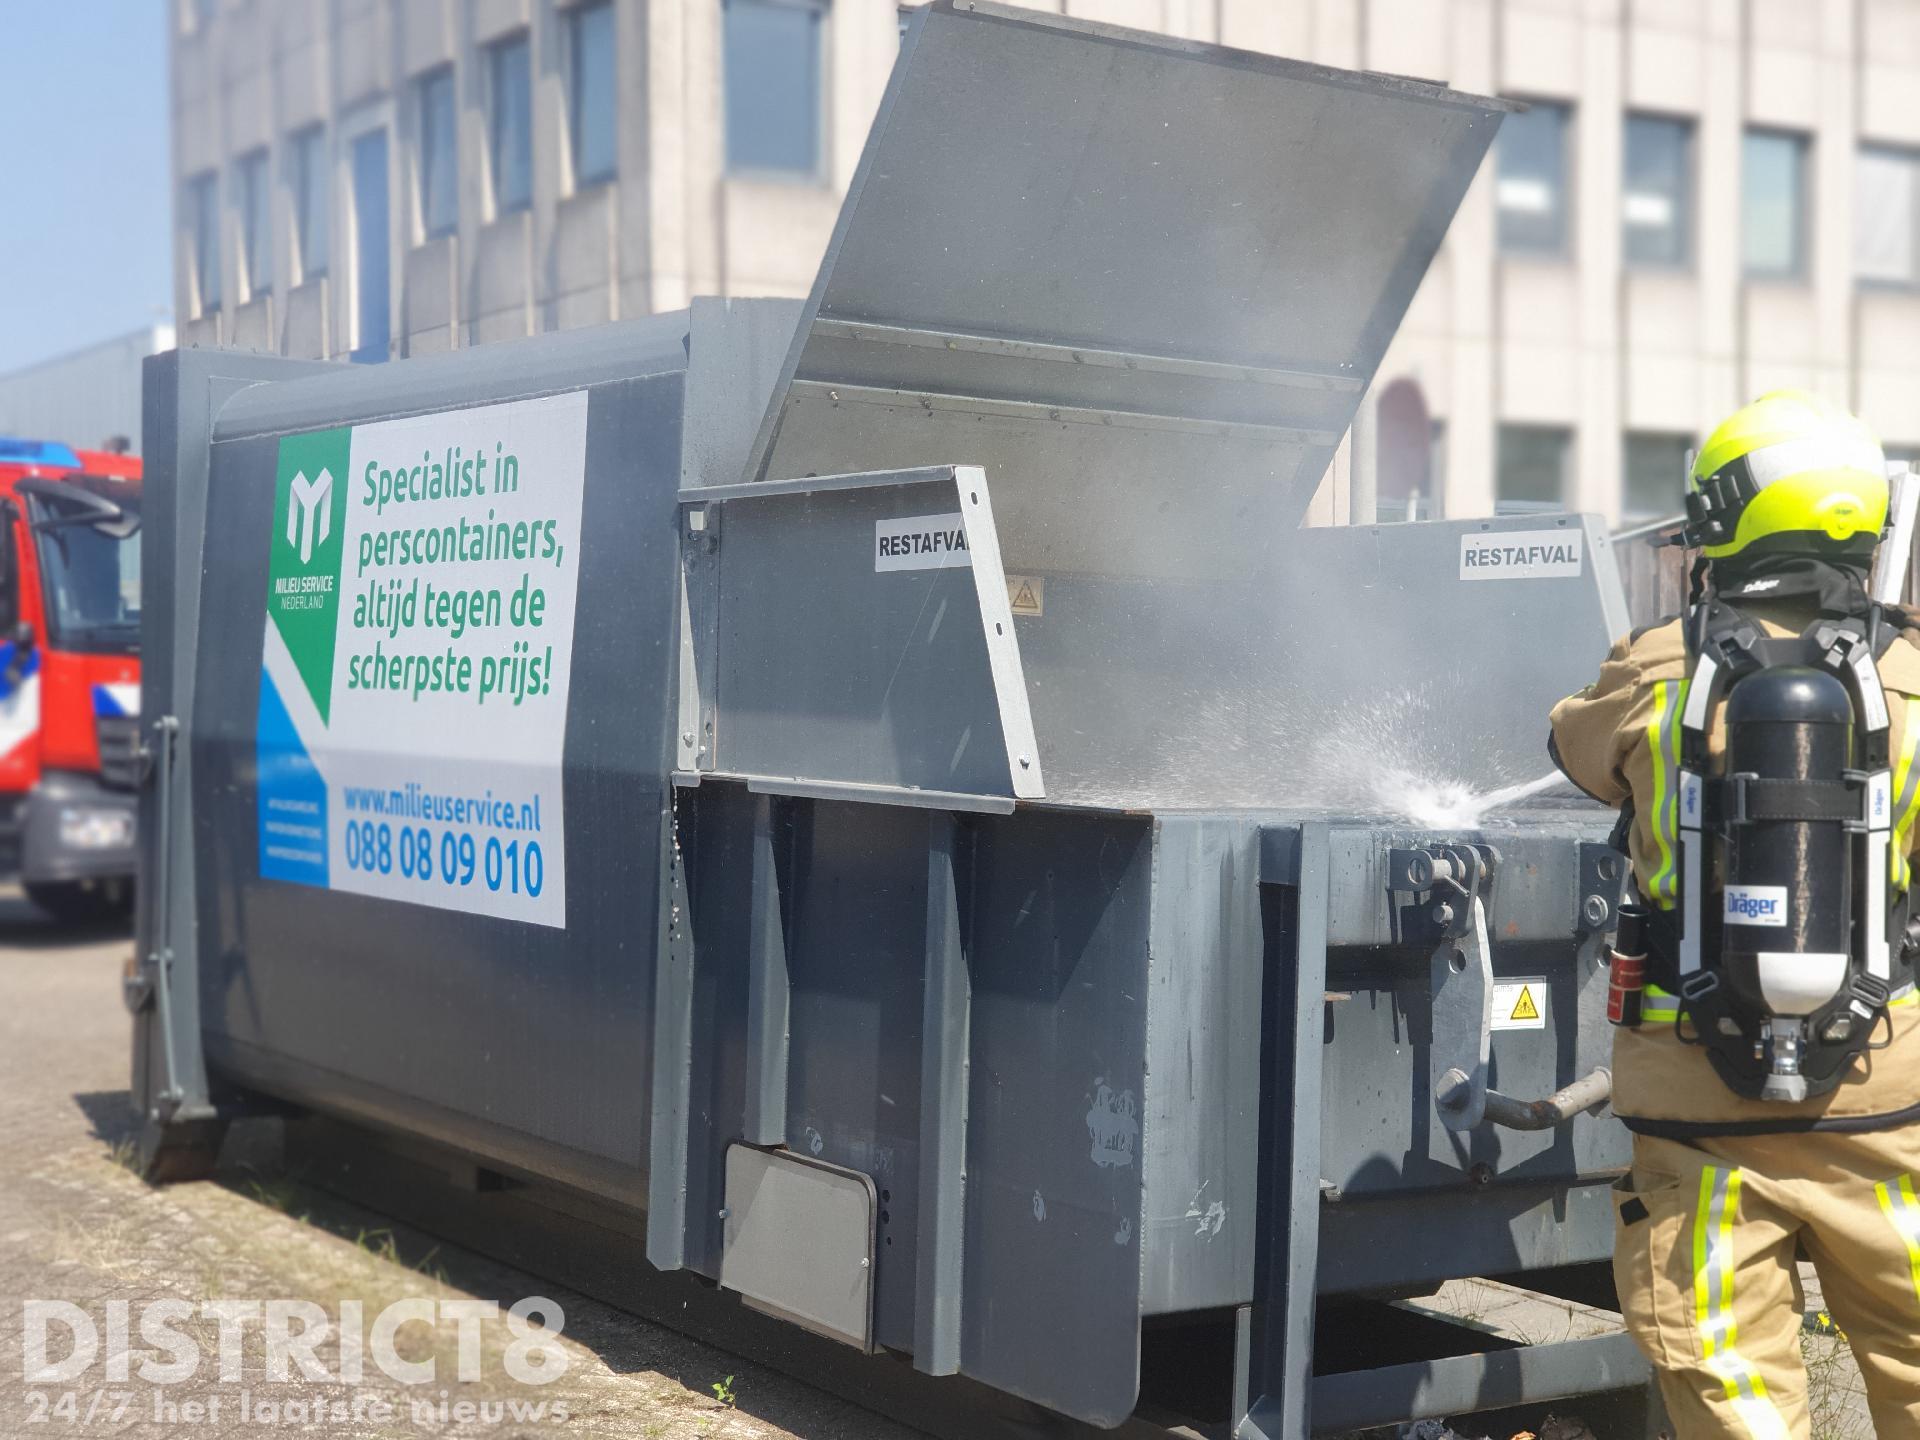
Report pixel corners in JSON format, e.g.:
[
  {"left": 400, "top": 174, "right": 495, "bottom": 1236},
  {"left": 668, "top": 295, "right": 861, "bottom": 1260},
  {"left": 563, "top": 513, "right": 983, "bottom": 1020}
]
[{"left": 1721, "top": 665, "right": 1855, "bottom": 1098}]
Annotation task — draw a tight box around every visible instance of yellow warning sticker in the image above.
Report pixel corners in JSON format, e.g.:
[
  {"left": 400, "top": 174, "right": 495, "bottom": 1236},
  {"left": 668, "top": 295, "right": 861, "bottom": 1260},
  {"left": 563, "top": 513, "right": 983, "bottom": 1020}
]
[
  {"left": 1006, "top": 574, "right": 1045, "bottom": 617},
  {"left": 1491, "top": 979, "right": 1547, "bottom": 1031}
]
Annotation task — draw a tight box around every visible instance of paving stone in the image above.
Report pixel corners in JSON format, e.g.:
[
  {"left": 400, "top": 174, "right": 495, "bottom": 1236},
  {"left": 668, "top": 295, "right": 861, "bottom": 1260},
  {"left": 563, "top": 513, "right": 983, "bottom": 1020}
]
[{"left": 0, "top": 892, "right": 913, "bottom": 1440}]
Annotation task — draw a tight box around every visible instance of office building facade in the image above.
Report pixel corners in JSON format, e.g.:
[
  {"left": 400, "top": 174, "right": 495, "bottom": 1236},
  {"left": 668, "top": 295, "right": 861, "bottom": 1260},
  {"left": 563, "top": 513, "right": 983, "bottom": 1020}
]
[{"left": 172, "top": 0, "right": 1920, "bottom": 523}]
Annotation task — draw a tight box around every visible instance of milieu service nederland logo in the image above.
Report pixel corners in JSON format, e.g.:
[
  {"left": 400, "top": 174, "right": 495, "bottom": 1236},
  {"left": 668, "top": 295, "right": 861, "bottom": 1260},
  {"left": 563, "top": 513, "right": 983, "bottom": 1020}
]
[
  {"left": 285, "top": 467, "right": 335, "bottom": 565},
  {"left": 267, "top": 426, "right": 352, "bottom": 723}
]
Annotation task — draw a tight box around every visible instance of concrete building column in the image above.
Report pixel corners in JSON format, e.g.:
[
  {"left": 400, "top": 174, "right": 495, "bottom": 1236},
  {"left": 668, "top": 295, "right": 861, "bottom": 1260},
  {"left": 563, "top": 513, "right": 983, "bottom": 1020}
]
[
  {"left": 1814, "top": 0, "right": 1858, "bottom": 407},
  {"left": 1445, "top": 0, "right": 1498, "bottom": 519},
  {"left": 1350, "top": 392, "right": 1378, "bottom": 525},
  {"left": 1696, "top": 0, "right": 1746, "bottom": 430},
  {"left": 1574, "top": 0, "right": 1624, "bottom": 522},
  {"left": 644, "top": 0, "right": 693, "bottom": 313}
]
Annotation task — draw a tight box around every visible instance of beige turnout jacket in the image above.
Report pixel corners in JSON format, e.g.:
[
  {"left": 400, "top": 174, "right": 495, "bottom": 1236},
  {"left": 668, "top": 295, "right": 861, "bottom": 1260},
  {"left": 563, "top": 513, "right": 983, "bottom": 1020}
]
[{"left": 1550, "top": 602, "right": 1920, "bottom": 1131}]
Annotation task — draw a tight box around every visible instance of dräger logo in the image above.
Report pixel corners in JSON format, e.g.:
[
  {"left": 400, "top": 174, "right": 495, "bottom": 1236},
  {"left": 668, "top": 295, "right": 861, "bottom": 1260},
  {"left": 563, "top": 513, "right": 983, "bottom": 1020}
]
[
  {"left": 1725, "top": 885, "right": 1789, "bottom": 928},
  {"left": 1458, "top": 532, "right": 1584, "bottom": 581}
]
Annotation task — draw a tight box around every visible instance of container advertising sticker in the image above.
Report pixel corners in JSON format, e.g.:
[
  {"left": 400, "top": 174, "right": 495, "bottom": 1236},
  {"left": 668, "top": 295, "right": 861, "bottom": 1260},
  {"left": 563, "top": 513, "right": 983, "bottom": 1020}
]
[{"left": 255, "top": 391, "right": 588, "bottom": 928}]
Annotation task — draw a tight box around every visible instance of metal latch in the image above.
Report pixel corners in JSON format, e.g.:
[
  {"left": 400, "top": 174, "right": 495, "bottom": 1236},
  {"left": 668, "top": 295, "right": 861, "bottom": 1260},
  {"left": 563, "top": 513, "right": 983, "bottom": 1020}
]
[
  {"left": 1390, "top": 845, "right": 1499, "bottom": 1131},
  {"left": 1389, "top": 843, "right": 1611, "bottom": 1133}
]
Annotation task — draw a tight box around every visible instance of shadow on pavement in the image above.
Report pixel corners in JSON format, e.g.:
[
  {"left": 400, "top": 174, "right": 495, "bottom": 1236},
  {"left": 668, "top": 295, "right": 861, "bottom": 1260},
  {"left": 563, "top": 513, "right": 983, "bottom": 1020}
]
[
  {"left": 194, "top": 1141, "right": 904, "bottom": 1440},
  {"left": 74, "top": 1088, "right": 140, "bottom": 1147},
  {"left": 0, "top": 887, "right": 132, "bottom": 950},
  {"left": 51, "top": 1102, "right": 909, "bottom": 1440}
]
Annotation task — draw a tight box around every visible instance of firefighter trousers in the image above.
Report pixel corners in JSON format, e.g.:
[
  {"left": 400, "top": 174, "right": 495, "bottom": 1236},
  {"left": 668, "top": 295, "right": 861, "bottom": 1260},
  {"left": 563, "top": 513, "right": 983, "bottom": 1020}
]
[{"left": 1613, "top": 1125, "right": 1920, "bottom": 1438}]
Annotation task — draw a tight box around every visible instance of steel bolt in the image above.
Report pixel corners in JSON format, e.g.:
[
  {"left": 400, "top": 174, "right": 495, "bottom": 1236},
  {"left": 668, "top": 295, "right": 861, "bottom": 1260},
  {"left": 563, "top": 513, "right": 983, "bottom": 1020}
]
[
  {"left": 1431, "top": 902, "right": 1454, "bottom": 927},
  {"left": 1436, "top": 1067, "right": 1472, "bottom": 1109},
  {"left": 1584, "top": 894, "right": 1611, "bottom": 927}
]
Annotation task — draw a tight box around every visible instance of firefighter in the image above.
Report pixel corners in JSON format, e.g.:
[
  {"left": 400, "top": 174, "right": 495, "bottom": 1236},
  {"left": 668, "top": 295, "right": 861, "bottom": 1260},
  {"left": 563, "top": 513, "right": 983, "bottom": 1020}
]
[{"left": 1550, "top": 390, "right": 1920, "bottom": 1437}]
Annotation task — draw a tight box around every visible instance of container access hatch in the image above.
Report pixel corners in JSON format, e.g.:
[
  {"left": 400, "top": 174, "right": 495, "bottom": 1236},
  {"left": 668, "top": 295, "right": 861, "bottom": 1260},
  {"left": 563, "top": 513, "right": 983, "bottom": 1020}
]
[
  {"left": 690, "top": 0, "right": 1525, "bottom": 814},
  {"left": 744, "top": 0, "right": 1513, "bottom": 539}
]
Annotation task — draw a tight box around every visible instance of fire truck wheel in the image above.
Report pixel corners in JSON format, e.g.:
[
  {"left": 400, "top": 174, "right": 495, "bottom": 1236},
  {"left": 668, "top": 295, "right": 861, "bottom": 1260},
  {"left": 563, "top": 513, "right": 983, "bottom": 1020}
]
[{"left": 26, "top": 878, "right": 133, "bottom": 924}]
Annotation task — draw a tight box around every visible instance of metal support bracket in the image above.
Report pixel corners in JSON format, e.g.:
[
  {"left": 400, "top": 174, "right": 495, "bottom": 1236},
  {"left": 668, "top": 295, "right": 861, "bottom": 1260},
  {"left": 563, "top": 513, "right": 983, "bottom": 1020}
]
[
  {"left": 743, "top": 795, "right": 792, "bottom": 1146},
  {"left": 1430, "top": 895, "right": 1495, "bottom": 1132},
  {"left": 1389, "top": 845, "right": 1498, "bottom": 1133},
  {"left": 914, "top": 810, "right": 971, "bottom": 1376},
  {"left": 139, "top": 715, "right": 186, "bottom": 1116},
  {"left": 132, "top": 712, "right": 227, "bottom": 1180}
]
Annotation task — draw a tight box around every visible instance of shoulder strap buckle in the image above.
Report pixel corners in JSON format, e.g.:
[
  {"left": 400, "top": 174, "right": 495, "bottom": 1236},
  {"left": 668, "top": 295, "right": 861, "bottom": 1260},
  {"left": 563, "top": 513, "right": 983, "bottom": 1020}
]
[
  {"left": 1679, "top": 969, "right": 1720, "bottom": 1004},
  {"left": 1673, "top": 969, "right": 1719, "bottom": 1046}
]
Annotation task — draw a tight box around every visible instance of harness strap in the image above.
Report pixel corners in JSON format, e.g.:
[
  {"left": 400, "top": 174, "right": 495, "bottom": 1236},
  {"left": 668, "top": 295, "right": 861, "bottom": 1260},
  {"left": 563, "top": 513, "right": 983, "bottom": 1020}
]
[{"left": 1717, "top": 776, "right": 1861, "bottom": 824}]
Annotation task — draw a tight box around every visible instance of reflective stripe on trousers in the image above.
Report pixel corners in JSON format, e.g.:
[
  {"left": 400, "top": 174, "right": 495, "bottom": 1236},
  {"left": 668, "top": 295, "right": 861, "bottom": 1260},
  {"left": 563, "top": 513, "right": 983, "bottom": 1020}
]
[
  {"left": 1694, "top": 1167, "right": 1793, "bottom": 1439},
  {"left": 1876, "top": 1173, "right": 1920, "bottom": 1311}
]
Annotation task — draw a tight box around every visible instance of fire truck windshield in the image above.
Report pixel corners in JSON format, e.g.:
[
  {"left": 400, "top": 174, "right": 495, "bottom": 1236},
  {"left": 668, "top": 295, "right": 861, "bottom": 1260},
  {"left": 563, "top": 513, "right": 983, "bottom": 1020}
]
[{"left": 29, "top": 491, "right": 141, "bottom": 655}]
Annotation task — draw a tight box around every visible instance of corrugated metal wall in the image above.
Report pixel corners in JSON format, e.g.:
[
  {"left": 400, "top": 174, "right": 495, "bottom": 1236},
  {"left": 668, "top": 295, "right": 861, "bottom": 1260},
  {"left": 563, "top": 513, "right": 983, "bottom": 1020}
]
[{"left": 0, "top": 326, "right": 173, "bottom": 453}]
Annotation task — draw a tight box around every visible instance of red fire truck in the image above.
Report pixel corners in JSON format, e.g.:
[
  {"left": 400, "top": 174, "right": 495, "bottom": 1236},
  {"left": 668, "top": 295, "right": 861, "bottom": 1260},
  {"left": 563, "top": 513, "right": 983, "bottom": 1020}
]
[{"left": 0, "top": 438, "right": 141, "bottom": 919}]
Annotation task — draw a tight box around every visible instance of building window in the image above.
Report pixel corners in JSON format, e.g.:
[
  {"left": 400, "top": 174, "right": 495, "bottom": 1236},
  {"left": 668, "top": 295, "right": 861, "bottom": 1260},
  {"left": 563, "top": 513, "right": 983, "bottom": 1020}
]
[
  {"left": 186, "top": 171, "right": 221, "bottom": 315},
  {"left": 569, "top": 2, "right": 617, "bottom": 188},
  {"left": 1623, "top": 432, "right": 1692, "bottom": 521},
  {"left": 489, "top": 34, "right": 533, "bottom": 215},
  {"left": 290, "top": 125, "right": 328, "bottom": 282},
  {"left": 417, "top": 66, "right": 458, "bottom": 239},
  {"left": 351, "top": 129, "right": 391, "bottom": 363},
  {"left": 1857, "top": 144, "right": 1920, "bottom": 287},
  {"left": 1743, "top": 129, "right": 1808, "bottom": 280},
  {"left": 1374, "top": 378, "right": 1443, "bottom": 522},
  {"left": 1496, "top": 425, "right": 1572, "bottom": 510},
  {"left": 1624, "top": 114, "right": 1693, "bottom": 268},
  {"left": 724, "top": 0, "right": 827, "bottom": 178},
  {"left": 1497, "top": 99, "right": 1571, "bottom": 256},
  {"left": 237, "top": 148, "right": 272, "bottom": 299}
]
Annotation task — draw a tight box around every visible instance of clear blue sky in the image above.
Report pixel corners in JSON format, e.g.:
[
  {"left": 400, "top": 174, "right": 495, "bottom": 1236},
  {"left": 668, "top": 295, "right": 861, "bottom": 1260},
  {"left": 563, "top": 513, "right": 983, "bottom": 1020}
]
[{"left": 0, "top": 2, "right": 171, "bottom": 374}]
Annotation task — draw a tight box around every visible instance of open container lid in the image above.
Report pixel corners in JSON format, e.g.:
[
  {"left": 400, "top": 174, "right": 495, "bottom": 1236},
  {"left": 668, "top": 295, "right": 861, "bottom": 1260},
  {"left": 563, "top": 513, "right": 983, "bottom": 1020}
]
[{"left": 742, "top": 0, "right": 1514, "bottom": 530}]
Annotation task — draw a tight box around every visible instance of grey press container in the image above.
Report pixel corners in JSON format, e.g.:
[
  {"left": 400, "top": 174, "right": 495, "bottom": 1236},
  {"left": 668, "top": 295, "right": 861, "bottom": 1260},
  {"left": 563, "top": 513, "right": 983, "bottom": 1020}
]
[{"left": 132, "top": 4, "right": 1652, "bottom": 1435}]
